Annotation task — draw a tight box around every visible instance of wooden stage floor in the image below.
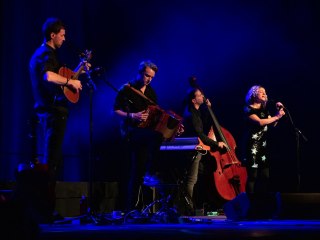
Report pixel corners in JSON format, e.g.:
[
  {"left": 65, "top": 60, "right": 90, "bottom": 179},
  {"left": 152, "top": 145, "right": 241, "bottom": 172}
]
[{"left": 36, "top": 215, "right": 320, "bottom": 240}]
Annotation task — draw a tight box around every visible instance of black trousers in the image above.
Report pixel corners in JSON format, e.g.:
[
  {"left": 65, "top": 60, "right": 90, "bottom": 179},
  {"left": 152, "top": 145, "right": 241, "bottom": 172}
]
[{"left": 122, "top": 127, "right": 163, "bottom": 211}]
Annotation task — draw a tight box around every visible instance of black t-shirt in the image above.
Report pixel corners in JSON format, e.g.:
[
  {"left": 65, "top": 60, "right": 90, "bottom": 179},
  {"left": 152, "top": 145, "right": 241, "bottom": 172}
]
[
  {"left": 29, "top": 43, "right": 68, "bottom": 111},
  {"left": 114, "top": 81, "right": 157, "bottom": 119},
  {"left": 114, "top": 80, "right": 157, "bottom": 136},
  {"left": 183, "top": 104, "right": 218, "bottom": 148}
]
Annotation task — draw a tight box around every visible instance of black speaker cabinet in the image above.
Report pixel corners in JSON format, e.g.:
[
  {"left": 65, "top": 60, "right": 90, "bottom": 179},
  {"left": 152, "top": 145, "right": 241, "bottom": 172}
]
[
  {"left": 279, "top": 193, "right": 320, "bottom": 219},
  {"left": 224, "top": 192, "right": 320, "bottom": 220}
]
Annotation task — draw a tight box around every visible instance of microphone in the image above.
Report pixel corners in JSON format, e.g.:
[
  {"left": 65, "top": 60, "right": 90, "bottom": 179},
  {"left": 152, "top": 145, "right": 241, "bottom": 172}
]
[
  {"left": 268, "top": 98, "right": 285, "bottom": 110},
  {"left": 87, "top": 67, "right": 105, "bottom": 80},
  {"left": 90, "top": 67, "right": 104, "bottom": 73},
  {"left": 89, "top": 67, "right": 105, "bottom": 75},
  {"left": 276, "top": 102, "right": 285, "bottom": 110}
]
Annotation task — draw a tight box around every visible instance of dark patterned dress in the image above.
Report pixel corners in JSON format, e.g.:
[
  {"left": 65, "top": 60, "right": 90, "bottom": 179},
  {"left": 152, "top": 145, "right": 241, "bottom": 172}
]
[{"left": 243, "top": 106, "right": 270, "bottom": 169}]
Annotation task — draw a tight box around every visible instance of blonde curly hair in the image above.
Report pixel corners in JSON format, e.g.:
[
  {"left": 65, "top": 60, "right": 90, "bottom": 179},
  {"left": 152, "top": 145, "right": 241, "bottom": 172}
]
[{"left": 245, "top": 85, "right": 267, "bottom": 107}]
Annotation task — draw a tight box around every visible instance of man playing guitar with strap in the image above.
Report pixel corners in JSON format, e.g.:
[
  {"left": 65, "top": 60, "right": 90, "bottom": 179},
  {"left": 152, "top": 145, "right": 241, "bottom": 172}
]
[{"left": 29, "top": 17, "right": 89, "bottom": 223}]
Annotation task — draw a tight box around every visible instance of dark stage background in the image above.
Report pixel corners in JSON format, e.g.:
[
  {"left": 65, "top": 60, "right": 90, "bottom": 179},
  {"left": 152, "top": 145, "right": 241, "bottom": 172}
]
[{"left": 1, "top": 0, "right": 319, "bottom": 194}]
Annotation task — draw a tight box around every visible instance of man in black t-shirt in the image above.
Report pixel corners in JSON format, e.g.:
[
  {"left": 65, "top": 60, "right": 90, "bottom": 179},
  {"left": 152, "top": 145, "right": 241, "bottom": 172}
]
[
  {"left": 182, "top": 84, "right": 227, "bottom": 213},
  {"left": 114, "top": 60, "right": 164, "bottom": 212},
  {"left": 28, "top": 17, "right": 84, "bottom": 222}
]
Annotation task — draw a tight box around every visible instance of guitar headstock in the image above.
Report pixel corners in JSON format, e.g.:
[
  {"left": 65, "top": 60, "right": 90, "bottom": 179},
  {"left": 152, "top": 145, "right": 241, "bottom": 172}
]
[{"left": 79, "top": 50, "right": 92, "bottom": 62}]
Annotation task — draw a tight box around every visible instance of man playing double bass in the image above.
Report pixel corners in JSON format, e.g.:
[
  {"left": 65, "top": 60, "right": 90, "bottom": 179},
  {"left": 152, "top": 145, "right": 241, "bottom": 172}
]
[{"left": 182, "top": 78, "right": 227, "bottom": 214}]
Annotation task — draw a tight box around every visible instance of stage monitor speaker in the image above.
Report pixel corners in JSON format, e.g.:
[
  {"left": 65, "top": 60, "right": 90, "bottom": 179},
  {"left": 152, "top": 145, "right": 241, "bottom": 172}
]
[
  {"left": 279, "top": 193, "right": 320, "bottom": 219},
  {"left": 223, "top": 192, "right": 280, "bottom": 220},
  {"left": 224, "top": 192, "right": 320, "bottom": 220}
]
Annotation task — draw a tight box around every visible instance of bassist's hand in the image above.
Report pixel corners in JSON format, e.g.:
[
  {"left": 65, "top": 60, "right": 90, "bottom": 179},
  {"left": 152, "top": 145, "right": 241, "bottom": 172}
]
[
  {"left": 218, "top": 141, "right": 227, "bottom": 149},
  {"left": 205, "top": 98, "right": 212, "bottom": 107},
  {"left": 176, "top": 123, "right": 184, "bottom": 136}
]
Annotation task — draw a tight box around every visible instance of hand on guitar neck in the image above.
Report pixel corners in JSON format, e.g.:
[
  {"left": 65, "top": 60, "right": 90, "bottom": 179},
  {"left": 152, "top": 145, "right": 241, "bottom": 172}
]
[{"left": 59, "top": 50, "right": 92, "bottom": 103}]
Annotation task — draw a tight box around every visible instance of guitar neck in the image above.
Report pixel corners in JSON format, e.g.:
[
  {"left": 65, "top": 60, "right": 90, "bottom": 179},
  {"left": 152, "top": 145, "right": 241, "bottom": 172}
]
[{"left": 72, "top": 63, "right": 84, "bottom": 80}]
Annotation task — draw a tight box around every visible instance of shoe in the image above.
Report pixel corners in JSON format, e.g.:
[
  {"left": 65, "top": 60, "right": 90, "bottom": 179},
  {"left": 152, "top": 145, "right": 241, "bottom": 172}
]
[{"left": 143, "top": 174, "right": 161, "bottom": 186}]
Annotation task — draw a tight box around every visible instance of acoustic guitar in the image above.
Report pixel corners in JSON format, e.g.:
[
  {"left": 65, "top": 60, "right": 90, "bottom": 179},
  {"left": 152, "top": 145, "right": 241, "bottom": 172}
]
[{"left": 59, "top": 50, "right": 92, "bottom": 103}]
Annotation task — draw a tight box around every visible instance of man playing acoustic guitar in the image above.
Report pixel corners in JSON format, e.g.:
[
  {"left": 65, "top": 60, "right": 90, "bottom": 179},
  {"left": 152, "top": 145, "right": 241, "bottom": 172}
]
[{"left": 29, "top": 17, "right": 89, "bottom": 223}]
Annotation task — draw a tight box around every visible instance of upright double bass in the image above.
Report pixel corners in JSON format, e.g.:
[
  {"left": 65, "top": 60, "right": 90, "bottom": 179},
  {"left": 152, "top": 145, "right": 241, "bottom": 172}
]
[{"left": 191, "top": 79, "right": 247, "bottom": 201}]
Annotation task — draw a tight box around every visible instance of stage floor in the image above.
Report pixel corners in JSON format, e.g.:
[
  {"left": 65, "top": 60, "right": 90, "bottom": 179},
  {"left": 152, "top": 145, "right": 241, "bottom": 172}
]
[
  {"left": 37, "top": 215, "right": 320, "bottom": 240},
  {"left": 2, "top": 189, "right": 320, "bottom": 239}
]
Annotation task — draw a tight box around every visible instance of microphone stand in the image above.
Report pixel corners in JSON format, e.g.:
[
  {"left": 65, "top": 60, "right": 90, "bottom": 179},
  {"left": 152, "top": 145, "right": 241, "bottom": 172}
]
[
  {"left": 83, "top": 71, "right": 99, "bottom": 224},
  {"left": 103, "top": 78, "right": 135, "bottom": 212},
  {"left": 285, "top": 107, "right": 308, "bottom": 192},
  {"left": 103, "top": 78, "right": 133, "bottom": 128}
]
